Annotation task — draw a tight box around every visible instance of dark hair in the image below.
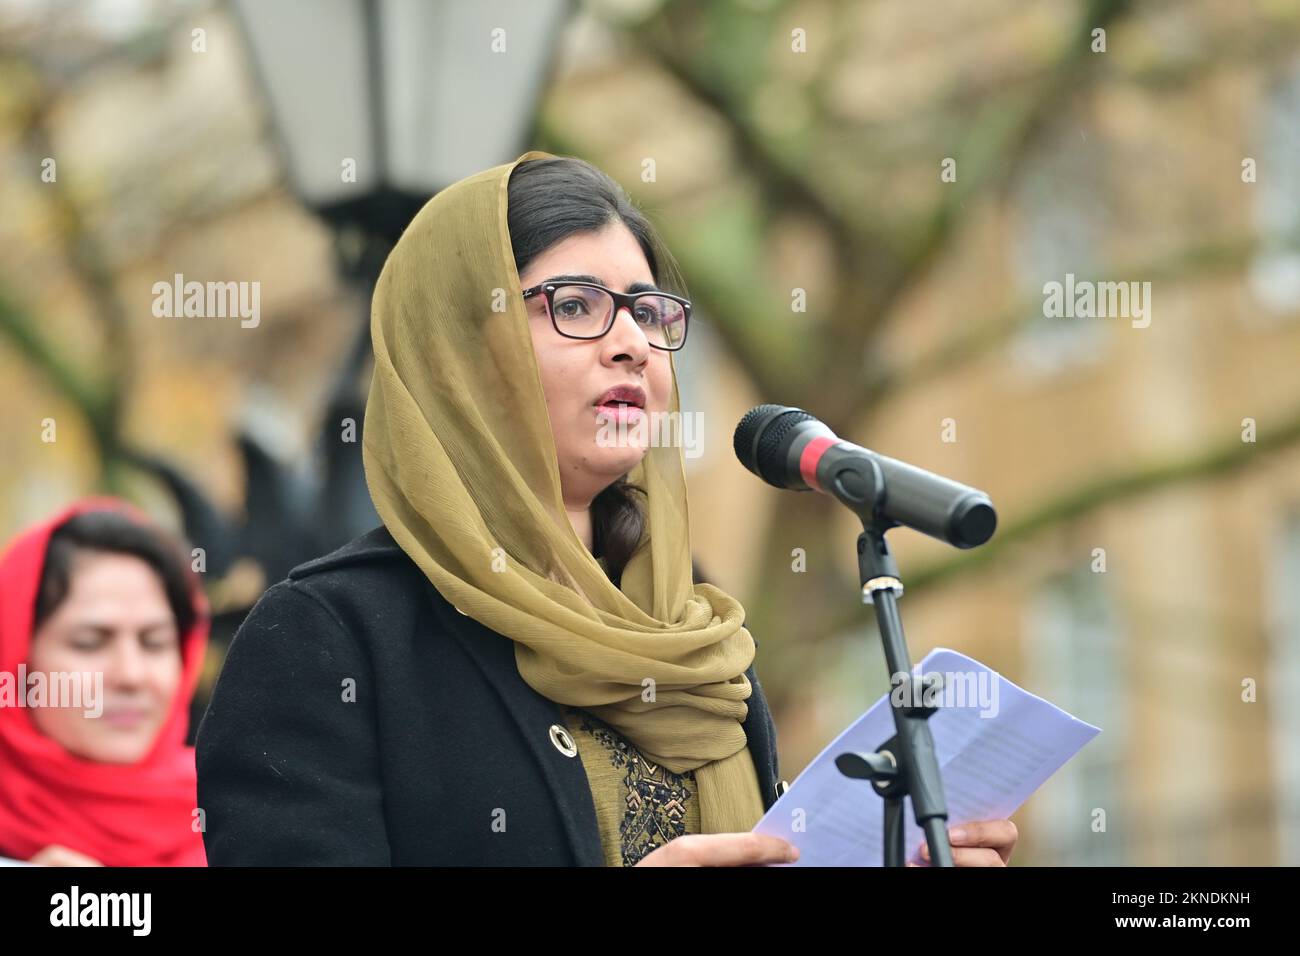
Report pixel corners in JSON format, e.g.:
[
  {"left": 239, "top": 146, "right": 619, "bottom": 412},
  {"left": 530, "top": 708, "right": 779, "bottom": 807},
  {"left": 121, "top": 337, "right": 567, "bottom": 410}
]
[
  {"left": 507, "top": 156, "right": 687, "bottom": 587},
  {"left": 33, "top": 510, "right": 199, "bottom": 640}
]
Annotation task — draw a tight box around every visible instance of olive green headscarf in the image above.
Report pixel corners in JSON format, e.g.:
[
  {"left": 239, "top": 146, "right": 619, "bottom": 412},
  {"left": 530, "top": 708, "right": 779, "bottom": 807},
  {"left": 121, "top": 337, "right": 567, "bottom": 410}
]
[{"left": 361, "top": 149, "right": 766, "bottom": 834}]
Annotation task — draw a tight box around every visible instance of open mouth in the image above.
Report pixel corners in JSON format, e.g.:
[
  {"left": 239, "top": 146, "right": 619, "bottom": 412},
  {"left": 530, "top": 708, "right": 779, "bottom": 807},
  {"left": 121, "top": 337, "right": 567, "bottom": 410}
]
[
  {"left": 594, "top": 402, "right": 645, "bottom": 422},
  {"left": 593, "top": 384, "right": 647, "bottom": 412}
]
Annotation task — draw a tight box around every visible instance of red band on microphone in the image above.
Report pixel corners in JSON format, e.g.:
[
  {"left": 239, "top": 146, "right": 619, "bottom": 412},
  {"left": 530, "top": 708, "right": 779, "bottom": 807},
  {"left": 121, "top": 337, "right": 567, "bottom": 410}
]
[{"left": 799, "top": 436, "right": 836, "bottom": 492}]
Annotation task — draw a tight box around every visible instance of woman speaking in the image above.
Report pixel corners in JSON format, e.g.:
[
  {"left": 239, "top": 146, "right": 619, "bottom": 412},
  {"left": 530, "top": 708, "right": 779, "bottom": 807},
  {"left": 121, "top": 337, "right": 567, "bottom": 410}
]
[{"left": 195, "top": 151, "right": 1015, "bottom": 867}]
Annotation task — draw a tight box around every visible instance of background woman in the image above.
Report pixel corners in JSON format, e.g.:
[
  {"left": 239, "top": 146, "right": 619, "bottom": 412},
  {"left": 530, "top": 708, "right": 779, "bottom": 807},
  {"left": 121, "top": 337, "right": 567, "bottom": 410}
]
[{"left": 0, "top": 498, "right": 209, "bottom": 867}]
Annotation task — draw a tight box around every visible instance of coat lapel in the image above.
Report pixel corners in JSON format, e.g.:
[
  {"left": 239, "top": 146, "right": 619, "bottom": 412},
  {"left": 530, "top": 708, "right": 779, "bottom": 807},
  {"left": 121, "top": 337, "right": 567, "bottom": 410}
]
[
  {"left": 743, "top": 664, "right": 782, "bottom": 814},
  {"left": 439, "top": 597, "right": 606, "bottom": 866}
]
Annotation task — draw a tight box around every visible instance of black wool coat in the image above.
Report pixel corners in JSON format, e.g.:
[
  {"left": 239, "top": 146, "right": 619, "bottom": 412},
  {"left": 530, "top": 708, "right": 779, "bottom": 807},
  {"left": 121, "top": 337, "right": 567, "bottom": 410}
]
[{"left": 195, "top": 525, "right": 784, "bottom": 866}]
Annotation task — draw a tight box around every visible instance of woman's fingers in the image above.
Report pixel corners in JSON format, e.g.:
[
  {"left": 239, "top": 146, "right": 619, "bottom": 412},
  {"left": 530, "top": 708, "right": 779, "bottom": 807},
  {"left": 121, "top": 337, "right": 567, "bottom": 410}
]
[
  {"left": 958, "top": 847, "right": 1006, "bottom": 866},
  {"left": 916, "top": 818, "right": 1019, "bottom": 866},
  {"left": 951, "top": 819, "right": 1018, "bottom": 863},
  {"left": 920, "top": 844, "right": 1005, "bottom": 866},
  {"left": 634, "top": 832, "right": 799, "bottom": 867},
  {"left": 635, "top": 821, "right": 1016, "bottom": 868}
]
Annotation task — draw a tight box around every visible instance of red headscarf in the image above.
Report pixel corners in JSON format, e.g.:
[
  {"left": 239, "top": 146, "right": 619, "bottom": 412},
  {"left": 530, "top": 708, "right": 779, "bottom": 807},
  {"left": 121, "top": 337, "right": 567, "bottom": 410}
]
[{"left": 0, "top": 497, "right": 209, "bottom": 866}]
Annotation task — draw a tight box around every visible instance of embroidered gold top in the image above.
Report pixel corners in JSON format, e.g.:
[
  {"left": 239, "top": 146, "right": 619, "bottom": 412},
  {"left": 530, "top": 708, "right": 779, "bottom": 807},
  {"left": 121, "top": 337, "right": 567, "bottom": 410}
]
[{"left": 562, "top": 705, "right": 701, "bottom": 867}]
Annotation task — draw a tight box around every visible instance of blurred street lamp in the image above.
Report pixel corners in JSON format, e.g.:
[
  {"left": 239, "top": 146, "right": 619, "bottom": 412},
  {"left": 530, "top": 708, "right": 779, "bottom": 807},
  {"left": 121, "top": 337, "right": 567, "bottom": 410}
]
[
  {"left": 229, "top": 0, "right": 571, "bottom": 244},
  {"left": 225, "top": 0, "right": 573, "bottom": 532},
  {"left": 208, "top": 0, "right": 572, "bottom": 565},
  {"left": 226, "top": 0, "right": 570, "bottom": 533},
  {"left": 201, "top": 0, "right": 572, "bottom": 558}
]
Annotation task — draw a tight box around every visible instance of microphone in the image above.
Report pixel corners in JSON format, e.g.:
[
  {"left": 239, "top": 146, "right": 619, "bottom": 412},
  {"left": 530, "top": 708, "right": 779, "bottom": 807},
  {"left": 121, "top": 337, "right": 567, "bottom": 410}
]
[{"left": 733, "top": 404, "right": 997, "bottom": 549}]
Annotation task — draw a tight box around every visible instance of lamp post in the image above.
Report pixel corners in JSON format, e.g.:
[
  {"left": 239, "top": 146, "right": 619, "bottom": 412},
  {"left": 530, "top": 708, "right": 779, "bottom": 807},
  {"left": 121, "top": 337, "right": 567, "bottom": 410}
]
[
  {"left": 222, "top": 0, "right": 572, "bottom": 551},
  {"left": 191, "top": 0, "right": 574, "bottom": 561}
]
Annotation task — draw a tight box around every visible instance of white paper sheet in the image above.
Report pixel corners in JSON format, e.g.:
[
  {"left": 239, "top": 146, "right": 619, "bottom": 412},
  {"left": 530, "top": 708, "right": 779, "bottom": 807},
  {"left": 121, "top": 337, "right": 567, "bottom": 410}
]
[{"left": 752, "top": 647, "right": 1101, "bottom": 866}]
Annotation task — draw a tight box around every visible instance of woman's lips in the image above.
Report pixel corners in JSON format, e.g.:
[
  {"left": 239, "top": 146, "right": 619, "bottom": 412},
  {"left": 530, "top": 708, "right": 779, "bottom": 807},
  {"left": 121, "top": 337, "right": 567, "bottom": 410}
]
[
  {"left": 102, "top": 710, "right": 150, "bottom": 728},
  {"left": 595, "top": 403, "right": 646, "bottom": 424}
]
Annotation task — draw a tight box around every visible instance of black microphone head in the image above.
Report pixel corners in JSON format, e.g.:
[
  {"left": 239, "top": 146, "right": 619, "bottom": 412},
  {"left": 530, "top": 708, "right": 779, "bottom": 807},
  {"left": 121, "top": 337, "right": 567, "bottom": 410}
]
[
  {"left": 733, "top": 404, "right": 818, "bottom": 487},
  {"left": 951, "top": 496, "right": 998, "bottom": 549}
]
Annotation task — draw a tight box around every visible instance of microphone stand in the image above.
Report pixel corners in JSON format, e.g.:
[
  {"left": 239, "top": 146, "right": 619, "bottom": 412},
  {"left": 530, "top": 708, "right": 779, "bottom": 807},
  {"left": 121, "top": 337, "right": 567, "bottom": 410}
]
[
  {"left": 834, "top": 514, "right": 954, "bottom": 867},
  {"left": 733, "top": 403, "right": 996, "bottom": 866}
]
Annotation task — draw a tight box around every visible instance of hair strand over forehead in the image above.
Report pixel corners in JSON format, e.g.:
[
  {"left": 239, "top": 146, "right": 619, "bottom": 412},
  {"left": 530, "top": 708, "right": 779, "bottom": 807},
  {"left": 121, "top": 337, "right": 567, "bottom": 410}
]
[{"left": 507, "top": 155, "right": 688, "bottom": 298}]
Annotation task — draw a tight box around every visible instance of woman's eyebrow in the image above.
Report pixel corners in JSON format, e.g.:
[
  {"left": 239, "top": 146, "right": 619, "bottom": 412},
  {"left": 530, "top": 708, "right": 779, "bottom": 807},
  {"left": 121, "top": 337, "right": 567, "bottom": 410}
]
[
  {"left": 544, "top": 274, "right": 661, "bottom": 294},
  {"left": 68, "top": 623, "right": 117, "bottom": 637}
]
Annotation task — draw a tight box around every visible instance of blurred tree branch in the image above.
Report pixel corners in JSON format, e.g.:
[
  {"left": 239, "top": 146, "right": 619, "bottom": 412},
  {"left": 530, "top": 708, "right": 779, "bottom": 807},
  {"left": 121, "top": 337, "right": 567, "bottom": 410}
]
[
  {"left": 0, "top": 283, "right": 113, "bottom": 436},
  {"left": 857, "top": 0, "right": 1133, "bottom": 313},
  {"left": 813, "top": 399, "right": 1300, "bottom": 641},
  {"left": 859, "top": 233, "right": 1266, "bottom": 409},
  {"left": 0, "top": 52, "right": 131, "bottom": 486},
  {"left": 631, "top": 0, "right": 1136, "bottom": 419}
]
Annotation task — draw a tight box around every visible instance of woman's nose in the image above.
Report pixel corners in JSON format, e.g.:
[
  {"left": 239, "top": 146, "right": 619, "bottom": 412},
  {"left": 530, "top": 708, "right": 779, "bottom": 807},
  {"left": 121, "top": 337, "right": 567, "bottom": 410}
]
[
  {"left": 104, "top": 635, "right": 148, "bottom": 685},
  {"left": 604, "top": 305, "right": 651, "bottom": 361}
]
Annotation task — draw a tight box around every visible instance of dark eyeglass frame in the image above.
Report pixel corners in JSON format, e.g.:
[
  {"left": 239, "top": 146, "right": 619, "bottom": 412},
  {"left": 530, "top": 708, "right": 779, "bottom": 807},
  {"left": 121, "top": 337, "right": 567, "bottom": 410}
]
[{"left": 521, "top": 280, "right": 692, "bottom": 351}]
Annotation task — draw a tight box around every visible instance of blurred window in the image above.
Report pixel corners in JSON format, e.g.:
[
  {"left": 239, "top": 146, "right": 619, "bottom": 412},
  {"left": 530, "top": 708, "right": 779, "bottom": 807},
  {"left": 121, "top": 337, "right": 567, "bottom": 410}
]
[
  {"left": 1024, "top": 563, "right": 1128, "bottom": 864},
  {"left": 1008, "top": 131, "right": 1110, "bottom": 380},
  {"left": 1268, "top": 507, "right": 1300, "bottom": 863},
  {"left": 1247, "top": 62, "right": 1300, "bottom": 319}
]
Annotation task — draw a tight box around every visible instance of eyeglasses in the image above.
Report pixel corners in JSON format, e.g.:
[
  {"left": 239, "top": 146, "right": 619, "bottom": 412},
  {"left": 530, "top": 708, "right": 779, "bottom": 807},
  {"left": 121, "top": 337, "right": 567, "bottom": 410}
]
[{"left": 521, "top": 281, "right": 691, "bottom": 351}]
